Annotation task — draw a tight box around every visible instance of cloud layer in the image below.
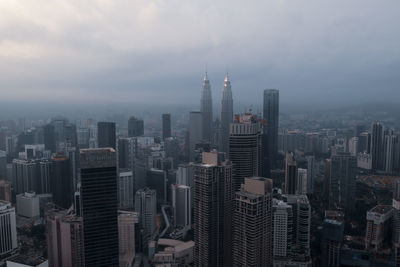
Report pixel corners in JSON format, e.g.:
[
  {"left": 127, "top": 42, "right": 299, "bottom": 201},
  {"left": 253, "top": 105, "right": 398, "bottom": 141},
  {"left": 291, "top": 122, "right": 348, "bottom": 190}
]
[{"left": 0, "top": 0, "right": 399, "bottom": 107}]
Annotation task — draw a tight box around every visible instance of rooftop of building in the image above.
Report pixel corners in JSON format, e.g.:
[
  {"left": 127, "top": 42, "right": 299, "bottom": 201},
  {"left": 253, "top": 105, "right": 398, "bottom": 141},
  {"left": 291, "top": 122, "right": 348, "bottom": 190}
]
[
  {"left": 7, "top": 254, "right": 47, "bottom": 266},
  {"left": 0, "top": 200, "right": 12, "bottom": 210},
  {"left": 369, "top": 205, "right": 393, "bottom": 215}
]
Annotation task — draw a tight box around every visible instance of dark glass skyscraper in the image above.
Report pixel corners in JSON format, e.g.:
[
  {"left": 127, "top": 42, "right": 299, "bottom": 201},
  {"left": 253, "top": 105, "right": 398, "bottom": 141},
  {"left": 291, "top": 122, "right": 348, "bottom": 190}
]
[
  {"left": 97, "top": 122, "right": 116, "bottom": 149},
  {"left": 229, "top": 114, "right": 261, "bottom": 192},
  {"left": 162, "top": 113, "right": 171, "bottom": 140},
  {"left": 80, "top": 148, "right": 119, "bottom": 267},
  {"left": 43, "top": 124, "right": 56, "bottom": 153},
  {"left": 128, "top": 116, "right": 144, "bottom": 137},
  {"left": 371, "top": 122, "right": 384, "bottom": 170},
  {"left": 262, "top": 89, "right": 279, "bottom": 175},
  {"left": 329, "top": 152, "right": 357, "bottom": 212},
  {"left": 194, "top": 151, "right": 233, "bottom": 267},
  {"left": 51, "top": 154, "right": 72, "bottom": 209}
]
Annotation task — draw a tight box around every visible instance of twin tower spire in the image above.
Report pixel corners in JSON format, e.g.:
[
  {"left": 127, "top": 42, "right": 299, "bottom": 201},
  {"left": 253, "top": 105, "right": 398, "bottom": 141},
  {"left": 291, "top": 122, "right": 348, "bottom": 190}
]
[{"left": 200, "top": 72, "right": 233, "bottom": 153}]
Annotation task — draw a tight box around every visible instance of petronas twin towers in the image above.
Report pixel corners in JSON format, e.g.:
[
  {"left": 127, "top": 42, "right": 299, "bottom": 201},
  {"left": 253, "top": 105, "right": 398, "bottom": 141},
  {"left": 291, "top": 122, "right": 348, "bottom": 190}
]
[{"left": 200, "top": 72, "right": 233, "bottom": 153}]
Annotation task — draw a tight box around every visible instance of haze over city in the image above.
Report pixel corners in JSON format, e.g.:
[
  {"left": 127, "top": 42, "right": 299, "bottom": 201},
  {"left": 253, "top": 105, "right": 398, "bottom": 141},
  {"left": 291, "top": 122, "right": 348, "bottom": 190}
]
[{"left": 1, "top": 1, "right": 400, "bottom": 267}]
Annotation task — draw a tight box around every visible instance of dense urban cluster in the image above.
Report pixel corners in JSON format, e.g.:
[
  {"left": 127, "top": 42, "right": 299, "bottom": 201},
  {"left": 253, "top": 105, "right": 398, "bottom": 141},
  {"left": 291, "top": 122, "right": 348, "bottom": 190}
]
[{"left": 0, "top": 73, "right": 399, "bottom": 267}]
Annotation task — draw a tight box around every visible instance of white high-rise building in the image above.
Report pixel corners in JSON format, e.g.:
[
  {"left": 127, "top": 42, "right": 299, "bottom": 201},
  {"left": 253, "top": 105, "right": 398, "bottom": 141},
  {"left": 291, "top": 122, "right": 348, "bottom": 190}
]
[
  {"left": 273, "top": 200, "right": 293, "bottom": 258},
  {"left": 176, "top": 164, "right": 194, "bottom": 187},
  {"left": 200, "top": 72, "right": 213, "bottom": 142},
  {"left": 0, "top": 201, "right": 17, "bottom": 255},
  {"left": 16, "top": 192, "right": 40, "bottom": 218},
  {"left": 119, "top": 170, "right": 135, "bottom": 210},
  {"left": 348, "top": 137, "right": 359, "bottom": 156},
  {"left": 297, "top": 168, "right": 308, "bottom": 195},
  {"left": 171, "top": 184, "right": 191, "bottom": 229}
]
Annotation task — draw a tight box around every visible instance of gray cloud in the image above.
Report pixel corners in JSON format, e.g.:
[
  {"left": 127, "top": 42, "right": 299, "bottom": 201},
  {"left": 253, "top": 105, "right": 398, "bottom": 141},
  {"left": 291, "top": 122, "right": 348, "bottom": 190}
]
[{"left": 0, "top": 0, "right": 399, "bottom": 107}]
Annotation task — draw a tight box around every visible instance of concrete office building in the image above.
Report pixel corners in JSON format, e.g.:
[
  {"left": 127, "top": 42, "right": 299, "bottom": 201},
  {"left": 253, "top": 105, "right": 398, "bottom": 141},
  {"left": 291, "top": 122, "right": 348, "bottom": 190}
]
[
  {"left": 229, "top": 113, "right": 262, "bottom": 191},
  {"left": 118, "top": 210, "right": 138, "bottom": 267},
  {"left": 46, "top": 209, "right": 84, "bottom": 267},
  {"left": 80, "top": 148, "right": 119, "bottom": 266},
  {"left": 233, "top": 177, "right": 273, "bottom": 267},
  {"left": 0, "top": 201, "right": 17, "bottom": 255},
  {"left": 0, "top": 180, "right": 11, "bottom": 202},
  {"left": 194, "top": 151, "right": 233, "bottom": 267},
  {"left": 365, "top": 205, "right": 393, "bottom": 251},
  {"left": 16, "top": 192, "right": 40, "bottom": 218},
  {"left": 119, "top": 170, "right": 135, "bottom": 210}
]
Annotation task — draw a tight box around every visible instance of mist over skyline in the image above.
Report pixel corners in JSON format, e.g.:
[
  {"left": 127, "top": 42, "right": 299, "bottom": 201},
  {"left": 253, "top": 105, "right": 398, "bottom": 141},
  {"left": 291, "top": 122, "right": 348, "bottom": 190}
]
[{"left": 1, "top": 0, "right": 399, "bottom": 106}]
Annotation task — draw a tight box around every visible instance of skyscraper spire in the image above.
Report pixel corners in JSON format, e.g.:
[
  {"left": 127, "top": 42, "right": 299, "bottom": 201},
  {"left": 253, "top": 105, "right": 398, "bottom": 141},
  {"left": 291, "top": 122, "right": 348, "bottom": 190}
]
[
  {"left": 200, "top": 72, "right": 213, "bottom": 141},
  {"left": 220, "top": 73, "right": 233, "bottom": 153}
]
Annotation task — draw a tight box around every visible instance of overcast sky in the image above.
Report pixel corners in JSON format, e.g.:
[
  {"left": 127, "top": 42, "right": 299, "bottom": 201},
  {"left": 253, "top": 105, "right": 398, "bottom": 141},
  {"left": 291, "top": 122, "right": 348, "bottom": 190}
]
[{"left": 0, "top": 0, "right": 399, "bottom": 108}]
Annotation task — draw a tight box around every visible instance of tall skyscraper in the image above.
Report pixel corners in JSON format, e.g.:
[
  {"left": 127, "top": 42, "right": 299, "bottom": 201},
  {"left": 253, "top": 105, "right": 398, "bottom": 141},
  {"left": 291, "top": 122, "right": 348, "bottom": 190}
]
[
  {"left": 297, "top": 168, "right": 308, "bottom": 195},
  {"left": 233, "top": 177, "right": 273, "bottom": 267},
  {"left": 46, "top": 209, "right": 84, "bottom": 267},
  {"left": 0, "top": 201, "right": 17, "bottom": 255},
  {"left": 273, "top": 200, "right": 293, "bottom": 259},
  {"left": 189, "top": 111, "right": 203, "bottom": 161},
  {"left": 162, "top": 113, "right": 172, "bottom": 140},
  {"left": 285, "top": 153, "right": 297, "bottom": 194},
  {"left": 306, "top": 155, "right": 315, "bottom": 194},
  {"left": 384, "top": 129, "right": 397, "bottom": 173},
  {"left": 97, "top": 122, "right": 116, "bottom": 149},
  {"left": 135, "top": 188, "right": 157, "bottom": 251},
  {"left": 329, "top": 152, "right": 357, "bottom": 212},
  {"left": 118, "top": 210, "right": 138, "bottom": 266},
  {"left": 51, "top": 154, "right": 72, "bottom": 209},
  {"left": 229, "top": 113, "right": 261, "bottom": 191},
  {"left": 118, "top": 170, "right": 135, "bottom": 210},
  {"left": 80, "top": 148, "right": 119, "bottom": 266},
  {"left": 200, "top": 72, "right": 213, "bottom": 142},
  {"left": 371, "top": 122, "right": 384, "bottom": 171},
  {"left": 171, "top": 184, "right": 191, "bottom": 229},
  {"left": 194, "top": 151, "right": 233, "bottom": 267},
  {"left": 393, "top": 179, "right": 400, "bottom": 266},
  {"left": 220, "top": 74, "right": 233, "bottom": 153},
  {"left": 262, "top": 89, "right": 279, "bottom": 175},
  {"left": 128, "top": 116, "right": 144, "bottom": 137},
  {"left": 321, "top": 217, "right": 344, "bottom": 267},
  {"left": 43, "top": 124, "right": 56, "bottom": 153}
]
